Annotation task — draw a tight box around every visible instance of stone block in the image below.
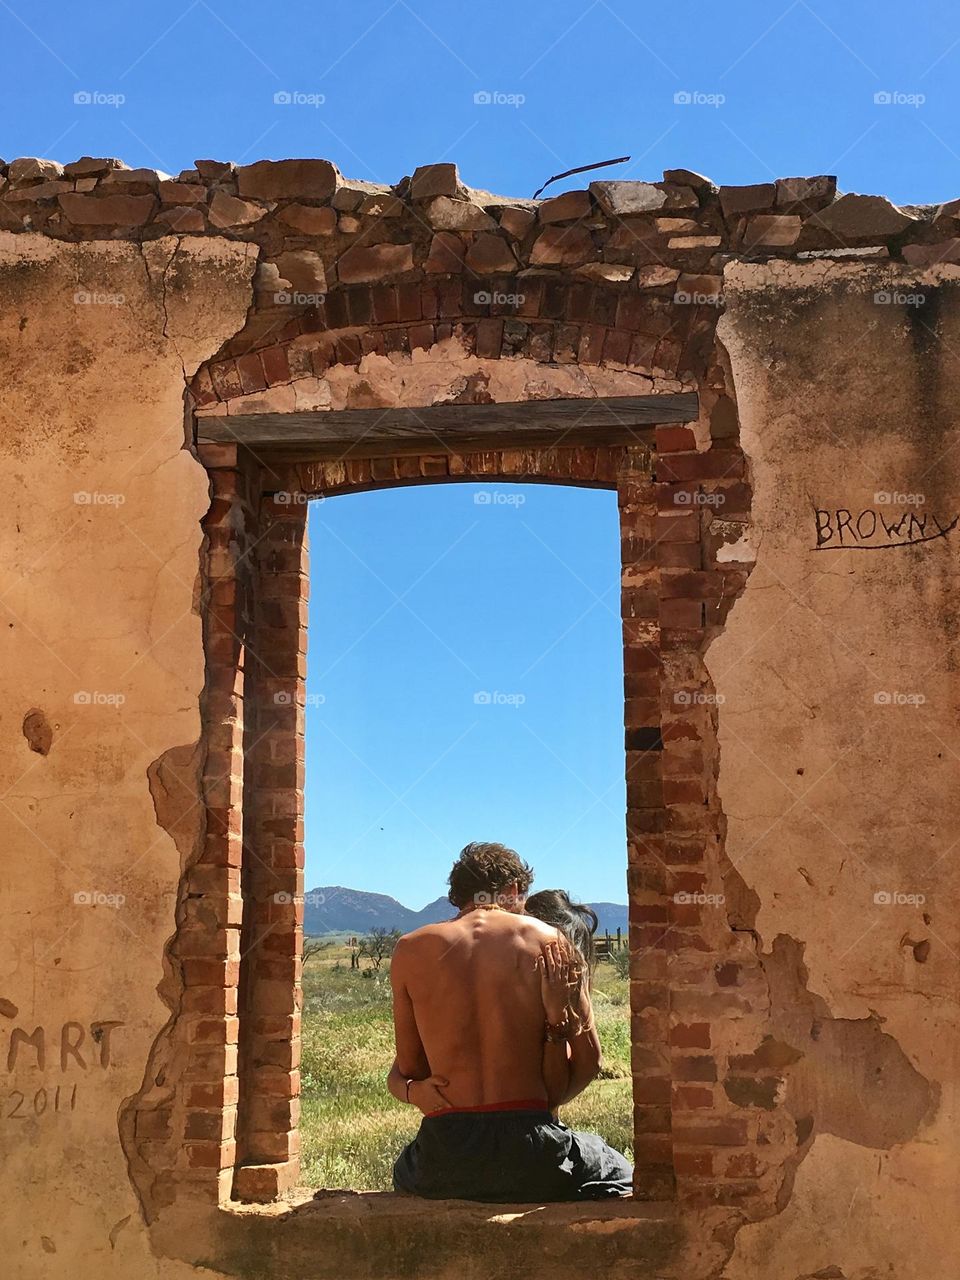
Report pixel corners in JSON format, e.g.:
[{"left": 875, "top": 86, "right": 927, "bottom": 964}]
[
  {"left": 718, "top": 183, "right": 776, "bottom": 217},
  {"left": 538, "top": 189, "right": 592, "bottom": 222},
  {"left": 208, "top": 192, "right": 268, "bottom": 228},
  {"left": 58, "top": 192, "right": 157, "bottom": 226},
  {"left": 410, "top": 163, "right": 464, "bottom": 199},
  {"left": 464, "top": 233, "right": 517, "bottom": 274},
  {"left": 277, "top": 204, "right": 337, "bottom": 234},
  {"left": 236, "top": 158, "right": 339, "bottom": 201},
  {"left": 424, "top": 196, "right": 496, "bottom": 231},
  {"left": 337, "top": 243, "right": 414, "bottom": 284},
  {"left": 529, "top": 225, "right": 595, "bottom": 265},
  {"left": 808, "top": 192, "right": 916, "bottom": 239}
]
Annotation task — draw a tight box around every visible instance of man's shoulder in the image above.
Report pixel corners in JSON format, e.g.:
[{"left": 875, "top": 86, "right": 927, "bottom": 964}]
[
  {"left": 518, "top": 914, "right": 562, "bottom": 938},
  {"left": 394, "top": 920, "right": 455, "bottom": 949}
]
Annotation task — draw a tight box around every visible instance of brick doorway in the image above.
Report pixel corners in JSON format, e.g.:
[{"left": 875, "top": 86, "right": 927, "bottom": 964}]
[{"left": 125, "top": 386, "right": 753, "bottom": 1216}]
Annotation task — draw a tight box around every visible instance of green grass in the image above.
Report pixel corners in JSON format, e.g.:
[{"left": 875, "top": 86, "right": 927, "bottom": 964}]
[{"left": 299, "top": 943, "right": 633, "bottom": 1191}]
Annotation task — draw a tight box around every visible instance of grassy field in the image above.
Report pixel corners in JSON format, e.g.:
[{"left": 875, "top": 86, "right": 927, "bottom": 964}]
[{"left": 300, "top": 940, "right": 632, "bottom": 1190}]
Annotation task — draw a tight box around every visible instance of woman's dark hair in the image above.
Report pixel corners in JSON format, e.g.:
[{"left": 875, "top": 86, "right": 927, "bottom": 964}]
[
  {"left": 525, "top": 889, "right": 598, "bottom": 977},
  {"left": 447, "top": 842, "right": 534, "bottom": 909}
]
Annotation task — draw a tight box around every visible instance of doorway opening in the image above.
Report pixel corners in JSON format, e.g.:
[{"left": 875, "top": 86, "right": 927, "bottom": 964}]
[{"left": 299, "top": 482, "right": 628, "bottom": 1190}]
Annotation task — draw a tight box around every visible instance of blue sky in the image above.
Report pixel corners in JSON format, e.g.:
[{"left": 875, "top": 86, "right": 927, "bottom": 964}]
[
  {"left": 3, "top": 0, "right": 952, "bottom": 903},
  {"left": 305, "top": 486, "right": 625, "bottom": 907},
  {"left": 1, "top": 0, "right": 955, "bottom": 204}
]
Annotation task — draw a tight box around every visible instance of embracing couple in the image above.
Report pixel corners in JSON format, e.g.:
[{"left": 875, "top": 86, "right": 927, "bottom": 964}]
[{"left": 387, "top": 842, "right": 633, "bottom": 1202}]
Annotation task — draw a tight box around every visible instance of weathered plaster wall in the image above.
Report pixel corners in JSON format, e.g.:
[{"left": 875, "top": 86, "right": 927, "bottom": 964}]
[
  {"left": 715, "top": 261, "right": 960, "bottom": 1280},
  {"left": 0, "top": 232, "right": 255, "bottom": 1277},
  {"left": 0, "top": 160, "right": 959, "bottom": 1280}
]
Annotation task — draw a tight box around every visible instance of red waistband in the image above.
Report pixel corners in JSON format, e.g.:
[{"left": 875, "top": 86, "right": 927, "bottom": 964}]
[{"left": 427, "top": 1096, "right": 549, "bottom": 1118}]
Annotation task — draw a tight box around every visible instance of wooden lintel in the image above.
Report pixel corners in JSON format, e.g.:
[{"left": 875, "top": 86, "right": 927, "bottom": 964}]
[{"left": 195, "top": 393, "right": 699, "bottom": 457}]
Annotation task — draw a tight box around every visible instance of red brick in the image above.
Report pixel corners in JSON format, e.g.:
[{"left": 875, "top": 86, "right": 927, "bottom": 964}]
[
  {"left": 672, "top": 1085, "right": 715, "bottom": 1109},
  {"left": 260, "top": 344, "right": 291, "bottom": 386},
  {"left": 236, "top": 353, "right": 267, "bottom": 394},
  {"left": 660, "top": 599, "right": 703, "bottom": 628},
  {"left": 656, "top": 425, "right": 697, "bottom": 452},
  {"left": 657, "top": 450, "right": 745, "bottom": 482},
  {"left": 663, "top": 778, "right": 708, "bottom": 805},
  {"left": 655, "top": 513, "right": 700, "bottom": 543},
  {"left": 632, "top": 1134, "right": 674, "bottom": 1164},
  {"left": 602, "top": 327, "right": 633, "bottom": 364},
  {"left": 655, "top": 543, "right": 701, "bottom": 570},
  {"left": 184, "top": 1109, "right": 235, "bottom": 1141},
  {"left": 672, "top": 1055, "right": 718, "bottom": 1082},
  {"left": 371, "top": 284, "right": 400, "bottom": 324},
  {"left": 186, "top": 1139, "right": 236, "bottom": 1169},
  {"left": 674, "top": 1119, "right": 749, "bottom": 1146},
  {"left": 578, "top": 324, "right": 606, "bottom": 365},
  {"left": 475, "top": 318, "right": 504, "bottom": 359},
  {"left": 187, "top": 1078, "right": 240, "bottom": 1108},
  {"left": 726, "top": 1151, "right": 763, "bottom": 1178},
  {"left": 670, "top": 1022, "right": 711, "bottom": 1049},
  {"left": 190, "top": 1016, "right": 240, "bottom": 1044},
  {"left": 408, "top": 323, "right": 435, "bottom": 351},
  {"left": 634, "top": 1104, "right": 672, "bottom": 1134},
  {"left": 715, "top": 962, "right": 742, "bottom": 988},
  {"left": 674, "top": 1150, "right": 713, "bottom": 1176},
  {"left": 660, "top": 571, "right": 723, "bottom": 599},
  {"left": 209, "top": 359, "right": 243, "bottom": 400}
]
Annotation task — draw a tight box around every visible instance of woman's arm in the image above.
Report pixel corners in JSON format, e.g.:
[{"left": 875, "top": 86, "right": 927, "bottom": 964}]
[
  {"left": 386, "top": 1057, "right": 451, "bottom": 1113},
  {"left": 538, "top": 939, "right": 603, "bottom": 1109},
  {"left": 561, "top": 981, "right": 602, "bottom": 1105}
]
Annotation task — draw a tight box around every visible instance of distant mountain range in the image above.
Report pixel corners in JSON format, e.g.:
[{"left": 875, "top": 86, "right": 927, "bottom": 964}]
[{"left": 304, "top": 886, "right": 628, "bottom": 938}]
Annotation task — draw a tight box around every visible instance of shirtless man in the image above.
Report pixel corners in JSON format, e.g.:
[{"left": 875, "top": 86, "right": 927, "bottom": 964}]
[{"left": 388, "top": 842, "right": 633, "bottom": 1201}]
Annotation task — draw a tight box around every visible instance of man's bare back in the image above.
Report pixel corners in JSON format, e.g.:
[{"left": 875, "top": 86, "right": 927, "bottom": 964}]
[{"left": 391, "top": 907, "right": 562, "bottom": 1109}]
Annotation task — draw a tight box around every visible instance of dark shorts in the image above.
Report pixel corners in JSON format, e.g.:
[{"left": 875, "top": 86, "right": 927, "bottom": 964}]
[{"left": 393, "top": 1107, "right": 633, "bottom": 1203}]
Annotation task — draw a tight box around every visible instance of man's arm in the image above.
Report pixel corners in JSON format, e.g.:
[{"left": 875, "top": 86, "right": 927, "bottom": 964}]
[{"left": 388, "top": 938, "right": 450, "bottom": 1113}]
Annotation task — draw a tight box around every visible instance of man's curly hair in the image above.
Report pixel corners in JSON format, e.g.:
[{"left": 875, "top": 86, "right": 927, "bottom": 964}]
[{"left": 447, "top": 842, "right": 534, "bottom": 909}]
